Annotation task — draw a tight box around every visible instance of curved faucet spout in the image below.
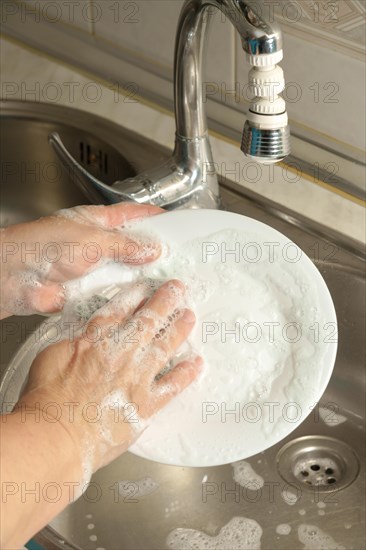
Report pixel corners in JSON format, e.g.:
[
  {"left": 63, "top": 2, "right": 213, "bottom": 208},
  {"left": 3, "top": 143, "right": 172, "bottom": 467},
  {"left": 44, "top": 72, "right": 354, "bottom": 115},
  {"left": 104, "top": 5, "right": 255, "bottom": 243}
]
[
  {"left": 174, "top": 0, "right": 283, "bottom": 139},
  {"left": 50, "top": 0, "right": 289, "bottom": 210}
]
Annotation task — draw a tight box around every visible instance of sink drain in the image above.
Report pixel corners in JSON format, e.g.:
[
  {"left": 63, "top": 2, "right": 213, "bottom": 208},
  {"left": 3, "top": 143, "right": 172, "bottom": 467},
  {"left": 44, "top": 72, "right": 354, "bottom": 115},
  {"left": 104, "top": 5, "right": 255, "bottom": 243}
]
[{"left": 276, "top": 436, "right": 360, "bottom": 492}]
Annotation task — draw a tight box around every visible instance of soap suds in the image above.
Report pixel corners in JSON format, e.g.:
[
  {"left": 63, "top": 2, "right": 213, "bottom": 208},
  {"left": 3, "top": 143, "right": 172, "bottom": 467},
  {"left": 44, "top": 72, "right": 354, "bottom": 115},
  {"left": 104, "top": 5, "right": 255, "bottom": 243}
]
[
  {"left": 319, "top": 407, "right": 347, "bottom": 427},
  {"left": 281, "top": 488, "right": 300, "bottom": 506},
  {"left": 298, "top": 524, "right": 345, "bottom": 549},
  {"left": 117, "top": 476, "right": 158, "bottom": 498},
  {"left": 276, "top": 524, "right": 291, "bottom": 535},
  {"left": 166, "top": 517, "right": 262, "bottom": 550},
  {"left": 31, "top": 212, "right": 336, "bottom": 468},
  {"left": 128, "top": 219, "right": 335, "bottom": 466},
  {"left": 232, "top": 460, "right": 264, "bottom": 489}
]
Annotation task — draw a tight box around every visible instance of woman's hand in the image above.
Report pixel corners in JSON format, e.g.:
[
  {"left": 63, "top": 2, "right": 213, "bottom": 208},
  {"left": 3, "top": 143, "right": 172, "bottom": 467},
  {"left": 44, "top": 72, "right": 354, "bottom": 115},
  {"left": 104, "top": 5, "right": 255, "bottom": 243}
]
[
  {"left": 16, "top": 279, "right": 202, "bottom": 477},
  {"left": 2, "top": 279, "right": 202, "bottom": 547},
  {"left": 0, "top": 203, "right": 163, "bottom": 319}
]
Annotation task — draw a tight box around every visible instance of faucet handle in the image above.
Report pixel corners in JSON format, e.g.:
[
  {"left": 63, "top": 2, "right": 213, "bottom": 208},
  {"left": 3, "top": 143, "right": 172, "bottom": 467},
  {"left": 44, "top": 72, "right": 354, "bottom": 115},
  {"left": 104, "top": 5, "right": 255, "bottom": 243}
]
[
  {"left": 49, "top": 132, "right": 131, "bottom": 204},
  {"left": 49, "top": 132, "right": 220, "bottom": 209}
]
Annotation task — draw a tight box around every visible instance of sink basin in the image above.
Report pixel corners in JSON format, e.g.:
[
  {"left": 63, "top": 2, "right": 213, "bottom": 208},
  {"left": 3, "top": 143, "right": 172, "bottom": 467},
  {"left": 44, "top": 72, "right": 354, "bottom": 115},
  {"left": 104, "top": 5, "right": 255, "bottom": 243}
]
[{"left": 0, "top": 101, "right": 365, "bottom": 550}]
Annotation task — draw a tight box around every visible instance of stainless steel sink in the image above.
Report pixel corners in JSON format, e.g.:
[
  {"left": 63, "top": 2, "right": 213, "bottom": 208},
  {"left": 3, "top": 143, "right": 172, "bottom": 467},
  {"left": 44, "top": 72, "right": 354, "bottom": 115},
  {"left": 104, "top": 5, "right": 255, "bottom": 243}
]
[{"left": 0, "top": 101, "right": 365, "bottom": 550}]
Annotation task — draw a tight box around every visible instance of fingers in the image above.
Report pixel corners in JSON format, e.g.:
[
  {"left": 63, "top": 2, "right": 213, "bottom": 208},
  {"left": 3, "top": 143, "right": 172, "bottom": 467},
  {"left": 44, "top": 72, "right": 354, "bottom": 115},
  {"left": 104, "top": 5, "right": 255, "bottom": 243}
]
[
  {"left": 95, "top": 280, "right": 193, "bottom": 368},
  {"left": 71, "top": 203, "right": 165, "bottom": 229},
  {"left": 18, "top": 283, "right": 65, "bottom": 315},
  {"left": 92, "top": 203, "right": 166, "bottom": 228},
  {"left": 88, "top": 281, "right": 152, "bottom": 328},
  {"left": 144, "top": 308, "right": 197, "bottom": 378},
  {"left": 101, "top": 230, "right": 162, "bottom": 265},
  {"left": 154, "top": 356, "right": 203, "bottom": 409},
  {"left": 132, "top": 280, "right": 187, "bottom": 347},
  {"left": 139, "top": 279, "right": 185, "bottom": 318},
  {"left": 58, "top": 203, "right": 165, "bottom": 265}
]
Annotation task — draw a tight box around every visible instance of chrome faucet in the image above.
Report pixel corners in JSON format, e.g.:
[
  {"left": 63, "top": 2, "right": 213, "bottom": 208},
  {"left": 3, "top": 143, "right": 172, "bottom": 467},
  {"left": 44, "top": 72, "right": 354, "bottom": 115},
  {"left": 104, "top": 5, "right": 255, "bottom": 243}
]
[{"left": 50, "top": 0, "right": 290, "bottom": 209}]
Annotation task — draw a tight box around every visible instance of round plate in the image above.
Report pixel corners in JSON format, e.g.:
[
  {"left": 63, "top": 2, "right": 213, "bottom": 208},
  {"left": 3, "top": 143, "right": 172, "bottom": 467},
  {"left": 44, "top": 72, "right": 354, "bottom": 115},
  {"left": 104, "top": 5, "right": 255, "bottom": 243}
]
[
  {"left": 0, "top": 210, "right": 338, "bottom": 468},
  {"left": 128, "top": 210, "right": 338, "bottom": 466}
]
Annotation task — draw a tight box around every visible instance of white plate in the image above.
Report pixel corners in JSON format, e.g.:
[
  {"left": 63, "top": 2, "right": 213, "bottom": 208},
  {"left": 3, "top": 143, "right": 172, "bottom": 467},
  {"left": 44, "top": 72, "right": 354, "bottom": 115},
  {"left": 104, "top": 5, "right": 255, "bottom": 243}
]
[
  {"left": 0, "top": 209, "right": 337, "bottom": 468},
  {"left": 127, "top": 210, "right": 338, "bottom": 466}
]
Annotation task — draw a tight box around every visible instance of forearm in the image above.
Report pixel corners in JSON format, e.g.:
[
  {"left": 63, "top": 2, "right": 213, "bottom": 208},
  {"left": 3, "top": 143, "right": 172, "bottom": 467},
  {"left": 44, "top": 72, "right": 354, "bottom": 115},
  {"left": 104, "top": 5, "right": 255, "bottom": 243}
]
[{"left": 1, "top": 411, "right": 83, "bottom": 548}]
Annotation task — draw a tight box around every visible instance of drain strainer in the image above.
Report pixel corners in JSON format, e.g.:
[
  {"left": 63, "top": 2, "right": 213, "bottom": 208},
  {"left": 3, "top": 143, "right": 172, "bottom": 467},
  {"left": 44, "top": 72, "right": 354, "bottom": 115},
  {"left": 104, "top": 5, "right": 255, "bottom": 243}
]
[{"left": 276, "top": 436, "right": 360, "bottom": 492}]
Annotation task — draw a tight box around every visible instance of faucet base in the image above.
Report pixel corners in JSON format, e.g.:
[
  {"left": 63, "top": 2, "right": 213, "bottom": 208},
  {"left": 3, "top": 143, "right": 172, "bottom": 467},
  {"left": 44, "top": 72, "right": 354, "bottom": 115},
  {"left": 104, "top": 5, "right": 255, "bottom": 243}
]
[{"left": 50, "top": 132, "right": 220, "bottom": 209}]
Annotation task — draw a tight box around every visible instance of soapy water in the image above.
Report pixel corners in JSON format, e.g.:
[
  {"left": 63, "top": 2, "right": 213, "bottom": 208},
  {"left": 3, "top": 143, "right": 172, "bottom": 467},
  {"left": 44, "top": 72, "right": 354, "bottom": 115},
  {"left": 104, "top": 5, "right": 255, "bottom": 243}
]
[
  {"left": 232, "top": 460, "right": 264, "bottom": 489},
  {"left": 281, "top": 488, "right": 300, "bottom": 506},
  {"left": 128, "top": 224, "right": 333, "bottom": 465},
  {"left": 117, "top": 476, "right": 159, "bottom": 499},
  {"left": 276, "top": 523, "right": 292, "bottom": 535},
  {"left": 297, "top": 524, "right": 345, "bottom": 549},
  {"left": 319, "top": 406, "right": 347, "bottom": 427},
  {"left": 36, "top": 216, "right": 336, "bottom": 467},
  {"left": 166, "top": 517, "right": 262, "bottom": 550}
]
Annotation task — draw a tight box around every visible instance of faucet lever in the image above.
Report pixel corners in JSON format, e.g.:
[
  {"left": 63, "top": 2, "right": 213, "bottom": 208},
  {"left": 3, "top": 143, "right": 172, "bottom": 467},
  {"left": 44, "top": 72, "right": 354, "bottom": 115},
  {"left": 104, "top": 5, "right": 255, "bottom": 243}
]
[
  {"left": 49, "top": 132, "right": 220, "bottom": 209},
  {"left": 49, "top": 0, "right": 290, "bottom": 209}
]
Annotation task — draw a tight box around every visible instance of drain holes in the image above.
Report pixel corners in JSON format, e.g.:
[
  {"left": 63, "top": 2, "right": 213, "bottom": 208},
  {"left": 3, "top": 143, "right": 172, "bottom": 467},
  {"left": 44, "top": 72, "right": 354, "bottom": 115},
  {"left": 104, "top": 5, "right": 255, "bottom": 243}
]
[
  {"left": 293, "top": 458, "right": 341, "bottom": 487},
  {"left": 276, "top": 436, "right": 360, "bottom": 493}
]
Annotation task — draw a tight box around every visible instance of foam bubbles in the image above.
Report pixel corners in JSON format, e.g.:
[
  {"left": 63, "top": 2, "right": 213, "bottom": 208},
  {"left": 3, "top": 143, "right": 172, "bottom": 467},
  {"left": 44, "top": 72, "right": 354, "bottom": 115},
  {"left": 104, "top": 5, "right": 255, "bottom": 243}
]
[
  {"left": 232, "top": 460, "right": 264, "bottom": 489},
  {"left": 298, "top": 524, "right": 345, "bottom": 549},
  {"left": 281, "top": 488, "right": 299, "bottom": 506},
  {"left": 117, "top": 476, "right": 159, "bottom": 498},
  {"left": 129, "top": 222, "right": 332, "bottom": 465},
  {"left": 40, "top": 217, "right": 333, "bottom": 468},
  {"left": 276, "top": 524, "right": 291, "bottom": 535},
  {"left": 319, "top": 407, "right": 347, "bottom": 427},
  {"left": 166, "top": 516, "right": 262, "bottom": 550}
]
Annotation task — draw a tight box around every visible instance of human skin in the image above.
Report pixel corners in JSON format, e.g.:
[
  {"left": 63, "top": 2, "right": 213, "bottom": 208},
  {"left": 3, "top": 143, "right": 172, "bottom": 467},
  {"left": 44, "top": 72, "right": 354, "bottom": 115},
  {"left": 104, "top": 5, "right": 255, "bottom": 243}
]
[
  {"left": 0, "top": 202, "right": 163, "bottom": 319},
  {"left": 0, "top": 204, "right": 202, "bottom": 548}
]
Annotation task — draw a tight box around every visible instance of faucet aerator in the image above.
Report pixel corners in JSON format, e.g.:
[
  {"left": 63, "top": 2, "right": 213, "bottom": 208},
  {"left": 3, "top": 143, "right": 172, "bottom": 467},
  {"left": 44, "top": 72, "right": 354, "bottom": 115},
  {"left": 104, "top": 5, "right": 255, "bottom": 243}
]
[
  {"left": 241, "top": 121, "right": 291, "bottom": 165},
  {"left": 50, "top": 0, "right": 290, "bottom": 208}
]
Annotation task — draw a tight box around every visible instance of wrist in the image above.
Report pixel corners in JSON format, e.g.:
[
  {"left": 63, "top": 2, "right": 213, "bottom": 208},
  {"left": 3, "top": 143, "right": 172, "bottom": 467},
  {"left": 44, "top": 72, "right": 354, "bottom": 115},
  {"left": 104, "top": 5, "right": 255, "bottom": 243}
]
[
  {"left": 12, "top": 398, "right": 85, "bottom": 482},
  {"left": 15, "top": 389, "right": 136, "bottom": 476}
]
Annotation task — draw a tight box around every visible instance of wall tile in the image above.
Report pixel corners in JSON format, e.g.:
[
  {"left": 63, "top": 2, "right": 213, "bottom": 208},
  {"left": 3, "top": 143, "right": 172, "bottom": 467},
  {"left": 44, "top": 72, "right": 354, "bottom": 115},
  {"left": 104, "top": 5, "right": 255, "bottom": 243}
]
[
  {"left": 270, "top": 0, "right": 365, "bottom": 59},
  {"left": 92, "top": 0, "right": 182, "bottom": 69},
  {"left": 2, "top": 37, "right": 364, "bottom": 241},
  {"left": 92, "top": 0, "right": 235, "bottom": 85}
]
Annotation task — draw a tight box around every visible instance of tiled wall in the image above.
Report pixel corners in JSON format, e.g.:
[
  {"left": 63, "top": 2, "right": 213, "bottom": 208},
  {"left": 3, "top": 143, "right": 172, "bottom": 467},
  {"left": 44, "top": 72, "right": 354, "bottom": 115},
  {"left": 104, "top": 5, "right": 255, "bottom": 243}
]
[{"left": 2, "top": 0, "right": 365, "bottom": 156}]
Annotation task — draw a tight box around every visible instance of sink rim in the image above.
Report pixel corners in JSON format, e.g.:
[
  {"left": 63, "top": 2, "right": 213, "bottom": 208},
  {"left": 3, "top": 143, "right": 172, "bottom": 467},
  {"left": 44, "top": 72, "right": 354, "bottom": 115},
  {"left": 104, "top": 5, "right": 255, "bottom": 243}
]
[
  {"left": 1, "top": 99, "right": 365, "bottom": 261},
  {"left": 0, "top": 99, "right": 364, "bottom": 550}
]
